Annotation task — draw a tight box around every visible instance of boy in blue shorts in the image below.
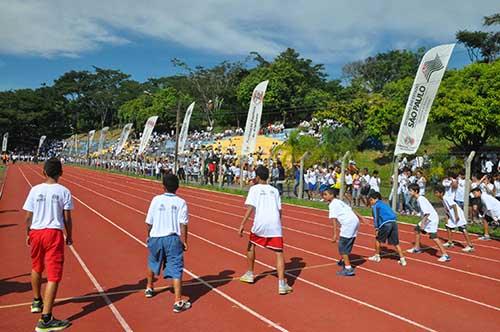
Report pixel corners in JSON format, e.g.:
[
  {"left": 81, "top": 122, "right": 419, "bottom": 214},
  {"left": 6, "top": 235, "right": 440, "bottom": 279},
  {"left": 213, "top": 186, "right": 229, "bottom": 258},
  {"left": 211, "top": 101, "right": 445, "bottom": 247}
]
[
  {"left": 321, "top": 188, "right": 362, "bottom": 276},
  {"left": 367, "top": 191, "right": 407, "bottom": 266},
  {"left": 144, "top": 174, "right": 191, "bottom": 313}
]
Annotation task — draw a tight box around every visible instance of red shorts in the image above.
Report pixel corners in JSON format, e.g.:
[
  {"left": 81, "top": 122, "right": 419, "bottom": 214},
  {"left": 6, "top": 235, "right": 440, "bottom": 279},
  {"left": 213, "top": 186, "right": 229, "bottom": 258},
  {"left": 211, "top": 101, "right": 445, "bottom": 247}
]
[
  {"left": 29, "top": 229, "right": 65, "bottom": 282},
  {"left": 249, "top": 233, "right": 284, "bottom": 251}
]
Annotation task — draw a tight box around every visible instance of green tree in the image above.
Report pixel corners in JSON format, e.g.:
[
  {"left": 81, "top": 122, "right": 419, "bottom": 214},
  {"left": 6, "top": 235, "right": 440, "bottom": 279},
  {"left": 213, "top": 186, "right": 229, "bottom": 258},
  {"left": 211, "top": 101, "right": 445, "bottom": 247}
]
[
  {"left": 433, "top": 61, "right": 500, "bottom": 149},
  {"left": 456, "top": 13, "right": 500, "bottom": 63},
  {"left": 342, "top": 49, "right": 424, "bottom": 92}
]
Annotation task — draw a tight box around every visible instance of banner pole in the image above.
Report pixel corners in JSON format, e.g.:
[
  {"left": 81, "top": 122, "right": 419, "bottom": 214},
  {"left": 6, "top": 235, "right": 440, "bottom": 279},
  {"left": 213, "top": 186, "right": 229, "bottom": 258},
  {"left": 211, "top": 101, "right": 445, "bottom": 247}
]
[{"left": 391, "top": 155, "right": 401, "bottom": 211}]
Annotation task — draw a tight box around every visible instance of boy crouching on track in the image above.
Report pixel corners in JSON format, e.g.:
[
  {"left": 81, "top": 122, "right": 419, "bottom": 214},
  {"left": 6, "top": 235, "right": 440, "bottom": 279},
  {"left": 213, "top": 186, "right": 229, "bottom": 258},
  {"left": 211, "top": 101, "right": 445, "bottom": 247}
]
[
  {"left": 434, "top": 185, "right": 474, "bottom": 252},
  {"left": 367, "top": 191, "right": 407, "bottom": 266},
  {"left": 321, "top": 188, "right": 361, "bottom": 276},
  {"left": 238, "top": 166, "right": 293, "bottom": 295},
  {"left": 406, "top": 184, "right": 451, "bottom": 262},
  {"left": 23, "top": 158, "right": 73, "bottom": 332},
  {"left": 145, "top": 174, "right": 191, "bottom": 313}
]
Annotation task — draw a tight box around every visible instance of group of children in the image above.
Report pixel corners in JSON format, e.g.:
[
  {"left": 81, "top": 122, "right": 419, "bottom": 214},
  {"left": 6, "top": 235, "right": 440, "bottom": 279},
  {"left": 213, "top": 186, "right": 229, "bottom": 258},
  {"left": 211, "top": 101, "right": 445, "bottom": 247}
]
[{"left": 23, "top": 161, "right": 497, "bottom": 331}]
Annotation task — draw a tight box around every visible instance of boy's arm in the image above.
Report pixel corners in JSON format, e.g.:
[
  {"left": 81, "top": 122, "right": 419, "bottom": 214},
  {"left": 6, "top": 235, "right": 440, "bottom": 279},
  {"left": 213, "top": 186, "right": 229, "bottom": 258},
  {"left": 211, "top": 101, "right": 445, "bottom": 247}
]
[
  {"left": 238, "top": 205, "right": 254, "bottom": 237},
  {"left": 63, "top": 210, "right": 73, "bottom": 245},
  {"left": 25, "top": 211, "right": 33, "bottom": 246},
  {"left": 353, "top": 210, "right": 368, "bottom": 225},
  {"left": 420, "top": 214, "right": 430, "bottom": 228},
  {"left": 331, "top": 218, "right": 338, "bottom": 243},
  {"left": 181, "top": 224, "right": 188, "bottom": 251},
  {"left": 452, "top": 204, "right": 460, "bottom": 223}
]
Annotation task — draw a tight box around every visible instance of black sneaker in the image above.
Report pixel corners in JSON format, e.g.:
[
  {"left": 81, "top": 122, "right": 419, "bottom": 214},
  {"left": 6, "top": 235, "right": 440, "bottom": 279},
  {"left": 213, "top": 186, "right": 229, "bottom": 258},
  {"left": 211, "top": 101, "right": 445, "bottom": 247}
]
[
  {"left": 35, "top": 317, "right": 71, "bottom": 331},
  {"left": 173, "top": 300, "right": 192, "bottom": 313},
  {"left": 31, "top": 299, "right": 43, "bottom": 313}
]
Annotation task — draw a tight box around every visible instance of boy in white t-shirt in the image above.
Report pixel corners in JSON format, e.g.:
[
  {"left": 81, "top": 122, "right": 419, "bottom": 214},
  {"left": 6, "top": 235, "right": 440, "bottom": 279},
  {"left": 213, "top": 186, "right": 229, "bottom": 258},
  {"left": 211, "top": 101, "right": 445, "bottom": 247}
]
[
  {"left": 23, "top": 158, "right": 73, "bottom": 332},
  {"left": 434, "top": 185, "right": 474, "bottom": 252},
  {"left": 321, "top": 188, "right": 363, "bottom": 276},
  {"left": 238, "top": 166, "right": 293, "bottom": 295},
  {"left": 407, "top": 184, "right": 451, "bottom": 262},
  {"left": 471, "top": 187, "right": 500, "bottom": 241},
  {"left": 145, "top": 174, "right": 191, "bottom": 312}
]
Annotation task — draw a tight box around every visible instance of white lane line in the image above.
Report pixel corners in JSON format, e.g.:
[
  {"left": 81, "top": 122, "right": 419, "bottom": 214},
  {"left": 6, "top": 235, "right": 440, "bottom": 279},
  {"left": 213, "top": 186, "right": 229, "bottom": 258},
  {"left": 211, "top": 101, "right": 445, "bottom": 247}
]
[
  {"left": 18, "top": 166, "right": 133, "bottom": 332},
  {"left": 22, "top": 166, "right": 289, "bottom": 332}
]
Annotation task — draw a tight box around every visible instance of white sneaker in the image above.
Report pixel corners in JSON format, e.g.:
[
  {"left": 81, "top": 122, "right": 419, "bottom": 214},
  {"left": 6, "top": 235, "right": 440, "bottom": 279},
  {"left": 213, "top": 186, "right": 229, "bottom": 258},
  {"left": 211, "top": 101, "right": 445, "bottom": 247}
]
[
  {"left": 368, "top": 254, "right": 381, "bottom": 262},
  {"left": 478, "top": 235, "right": 491, "bottom": 241},
  {"left": 461, "top": 246, "right": 474, "bottom": 253},
  {"left": 438, "top": 255, "right": 451, "bottom": 262},
  {"left": 406, "top": 247, "right": 422, "bottom": 254},
  {"left": 239, "top": 271, "right": 254, "bottom": 284},
  {"left": 398, "top": 257, "right": 407, "bottom": 266},
  {"left": 443, "top": 241, "right": 454, "bottom": 248},
  {"left": 278, "top": 284, "right": 293, "bottom": 295}
]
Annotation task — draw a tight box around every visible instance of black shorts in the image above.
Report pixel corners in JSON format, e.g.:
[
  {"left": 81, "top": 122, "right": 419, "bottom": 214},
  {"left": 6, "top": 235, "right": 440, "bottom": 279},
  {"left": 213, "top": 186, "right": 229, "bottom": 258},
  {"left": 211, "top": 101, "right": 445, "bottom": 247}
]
[
  {"left": 376, "top": 222, "right": 399, "bottom": 245},
  {"left": 415, "top": 224, "right": 438, "bottom": 239},
  {"left": 338, "top": 236, "right": 356, "bottom": 255},
  {"left": 360, "top": 186, "right": 371, "bottom": 196},
  {"left": 445, "top": 225, "right": 466, "bottom": 232}
]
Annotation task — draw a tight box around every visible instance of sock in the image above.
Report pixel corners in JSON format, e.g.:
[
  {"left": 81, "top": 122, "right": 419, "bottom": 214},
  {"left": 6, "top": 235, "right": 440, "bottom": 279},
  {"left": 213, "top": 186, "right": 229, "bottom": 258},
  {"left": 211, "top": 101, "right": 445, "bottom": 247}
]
[
  {"left": 41, "top": 313, "right": 52, "bottom": 323},
  {"left": 345, "top": 265, "right": 352, "bottom": 270},
  {"left": 278, "top": 279, "right": 286, "bottom": 287}
]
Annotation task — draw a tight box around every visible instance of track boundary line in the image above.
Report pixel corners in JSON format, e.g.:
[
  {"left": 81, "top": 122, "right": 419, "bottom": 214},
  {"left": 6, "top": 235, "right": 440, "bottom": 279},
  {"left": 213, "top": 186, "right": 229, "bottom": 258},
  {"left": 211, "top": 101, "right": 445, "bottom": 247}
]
[{"left": 18, "top": 166, "right": 133, "bottom": 332}]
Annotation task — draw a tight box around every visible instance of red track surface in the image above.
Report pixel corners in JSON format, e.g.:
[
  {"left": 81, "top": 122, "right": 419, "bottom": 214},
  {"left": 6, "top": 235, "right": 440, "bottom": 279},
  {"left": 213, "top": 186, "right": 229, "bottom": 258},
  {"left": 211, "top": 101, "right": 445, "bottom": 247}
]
[{"left": 1, "top": 164, "right": 500, "bottom": 331}]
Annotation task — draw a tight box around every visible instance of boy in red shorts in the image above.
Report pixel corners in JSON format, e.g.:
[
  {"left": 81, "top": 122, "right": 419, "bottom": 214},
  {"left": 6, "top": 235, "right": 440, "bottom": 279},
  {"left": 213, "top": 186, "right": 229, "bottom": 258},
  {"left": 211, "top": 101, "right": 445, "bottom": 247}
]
[
  {"left": 238, "top": 166, "right": 293, "bottom": 295},
  {"left": 23, "top": 158, "right": 73, "bottom": 331}
]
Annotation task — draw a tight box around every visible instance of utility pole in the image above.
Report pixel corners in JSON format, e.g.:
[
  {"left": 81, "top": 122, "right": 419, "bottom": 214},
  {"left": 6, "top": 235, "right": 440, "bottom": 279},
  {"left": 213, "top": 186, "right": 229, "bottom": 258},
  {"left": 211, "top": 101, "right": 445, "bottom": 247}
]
[{"left": 174, "top": 101, "right": 181, "bottom": 175}]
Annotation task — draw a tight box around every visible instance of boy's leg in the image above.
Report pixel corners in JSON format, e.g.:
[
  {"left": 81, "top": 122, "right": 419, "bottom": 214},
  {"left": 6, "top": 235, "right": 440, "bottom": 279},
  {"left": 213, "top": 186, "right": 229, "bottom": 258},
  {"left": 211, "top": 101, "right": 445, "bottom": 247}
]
[
  {"left": 246, "top": 242, "right": 256, "bottom": 273},
  {"left": 374, "top": 240, "right": 381, "bottom": 255},
  {"left": 276, "top": 251, "right": 285, "bottom": 281},
  {"left": 146, "top": 268, "right": 155, "bottom": 289},
  {"left": 462, "top": 229, "right": 474, "bottom": 248},
  {"left": 395, "top": 245, "right": 405, "bottom": 259},
  {"left": 41, "top": 281, "right": 59, "bottom": 315},
  {"left": 432, "top": 237, "right": 448, "bottom": 257},
  {"left": 447, "top": 228, "right": 452, "bottom": 243},
  {"left": 172, "top": 279, "right": 182, "bottom": 302},
  {"left": 483, "top": 219, "right": 490, "bottom": 237},
  {"left": 342, "top": 254, "right": 351, "bottom": 268},
  {"left": 31, "top": 270, "right": 42, "bottom": 299},
  {"left": 415, "top": 229, "right": 421, "bottom": 249}
]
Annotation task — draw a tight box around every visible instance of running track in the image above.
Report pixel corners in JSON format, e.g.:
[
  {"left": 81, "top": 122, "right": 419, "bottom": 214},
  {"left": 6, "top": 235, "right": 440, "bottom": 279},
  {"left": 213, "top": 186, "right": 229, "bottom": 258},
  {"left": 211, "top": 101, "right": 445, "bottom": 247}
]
[{"left": 1, "top": 164, "right": 499, "bottom": 332}]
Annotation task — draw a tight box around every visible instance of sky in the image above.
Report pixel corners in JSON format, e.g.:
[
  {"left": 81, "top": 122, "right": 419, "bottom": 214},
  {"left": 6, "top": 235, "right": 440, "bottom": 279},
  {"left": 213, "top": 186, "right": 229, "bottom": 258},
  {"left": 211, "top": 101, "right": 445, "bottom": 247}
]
[{"left": 0, "top": 0, "right": 498, "bottom": 91}]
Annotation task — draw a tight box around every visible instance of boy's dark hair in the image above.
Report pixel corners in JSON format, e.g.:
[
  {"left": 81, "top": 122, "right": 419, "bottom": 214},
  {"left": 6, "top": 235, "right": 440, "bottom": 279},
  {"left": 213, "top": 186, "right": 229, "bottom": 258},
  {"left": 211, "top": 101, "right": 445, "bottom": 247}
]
[
  {"left": 433, "top": 184, "right": 445, "bottom": 194},
  {"left": 408, "top": 183, "right": 420, "bottom": 193},
  {"left": 372, "top": 170, "right": 379, "bottom": 175},
  {"left": 322, "top": 188, "right": 339, "bottom": 197},
  {"left": 255, "top": 166, "right": 269, "bottom": 181},
  {"left": 163, "top": 174, "right": 179, "bottom": 193},
  {"left": 44, "top": 158, "right": 63, "bottom": 178},
  {"left": 368, "top": 191, "right": 382, "bottom": 200},
  {"left": 470, "top": 187, "right": 481, "bottom": 194}
]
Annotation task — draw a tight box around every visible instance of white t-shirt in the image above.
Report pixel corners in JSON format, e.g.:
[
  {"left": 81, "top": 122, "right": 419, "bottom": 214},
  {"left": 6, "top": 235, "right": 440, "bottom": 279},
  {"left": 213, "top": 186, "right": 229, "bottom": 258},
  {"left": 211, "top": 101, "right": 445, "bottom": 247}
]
[
  {"left": 480, "top": 193, "right": 500, "bottom": 220},
  {"left": 245, "top": 184, "right": 282, "bottom": 237},
  {"left": 442, "top": 179, "right": 454, "bottom": 199},
  {"left": 145, "top": 194, "right": 189, "bottom": 237},
  {"left": 443, "top": 196, "right": 466, "bottom": 228},
  {"left": 328, "top": 199, "right": 359, "bottom": 238},
  {"left": 455, "top": 178, "right": 465, "bottom": 202},
  {"left": 23, "top": 183, "right": 73, "bottom": 230},
  {"left": 368, "top": 177, "right": 380, "bottom": 192},
  {"left": 485, "top": 160, "right": 493, "bottom": 173},
  {"left": 417, "top": 196, "right": 439, "bottom": 233},
  {"left": 494, "top": 180, "right": 500, "bottom": 198}
]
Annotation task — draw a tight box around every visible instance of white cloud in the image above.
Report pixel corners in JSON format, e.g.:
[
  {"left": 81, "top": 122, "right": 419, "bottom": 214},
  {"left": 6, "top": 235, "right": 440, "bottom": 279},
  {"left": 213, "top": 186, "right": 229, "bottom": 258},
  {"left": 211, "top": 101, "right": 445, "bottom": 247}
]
[{"left": 0, "top": 0, "right": 497, "bottom": 63}]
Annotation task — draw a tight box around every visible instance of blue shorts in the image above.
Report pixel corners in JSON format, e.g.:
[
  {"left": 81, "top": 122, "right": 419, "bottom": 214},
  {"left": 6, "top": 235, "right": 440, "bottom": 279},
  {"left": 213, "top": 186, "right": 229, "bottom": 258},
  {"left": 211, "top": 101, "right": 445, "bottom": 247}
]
[{"left": 147, "top": 235, "right": 184, "bottom": 280}]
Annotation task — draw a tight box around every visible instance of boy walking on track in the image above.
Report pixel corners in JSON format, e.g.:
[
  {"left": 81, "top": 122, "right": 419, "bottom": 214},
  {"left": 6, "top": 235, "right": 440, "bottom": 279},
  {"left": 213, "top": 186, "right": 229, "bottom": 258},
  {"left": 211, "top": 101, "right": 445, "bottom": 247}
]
[
  {"left": 321, "top": 188, "right": 361, "bottom": 276},
  {"left": 471, "top": 187, "right": 500, "bottom": 241},
  {"left": 367, "top": 191, "right": 407, "bottom": 266},
  {"left": 406, "top": 183, "right": 451, "bottom": 262},
  {"left": 23, "top": 157, "right": 73, "bottom": 332},
  {"left": 145, "top": 174, "right": 191, "bottom": 313},
  {"left": 238, "top": 166, "right": 293, "bottom": 295},
  {"left": 434, "top": 185, "right": 474, "bottom": 252}
]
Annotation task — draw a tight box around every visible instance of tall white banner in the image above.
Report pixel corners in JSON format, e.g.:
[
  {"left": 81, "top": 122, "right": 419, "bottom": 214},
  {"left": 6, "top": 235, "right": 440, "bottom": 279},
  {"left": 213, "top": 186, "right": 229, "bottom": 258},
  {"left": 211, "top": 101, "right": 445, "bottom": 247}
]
[
  {"left": 98, "top": 127, "right": 109, "bottom": 152},
  {"left": 394, "top": 44, "right": 455, "bottom": 155},
  {"left": 87, "top": 130, "right": 96, "bottom": 153},
  {"left": 1, "top": 132, "right": 8, "bottom": 152},
  {"left": 178, "top": 102, "right": 195, "bottom": 154},
  {"left": 38, "top": 135, "right": 47, "bottom": 153},
  {"left": 115, "top": 123, "right": 133, "bottom": 155},
  {"left": 138, "top": 116, "right": 158, "bottom": 155},
  {"left": 241, "top": 80, "right": 269, "bottom": 156}
]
